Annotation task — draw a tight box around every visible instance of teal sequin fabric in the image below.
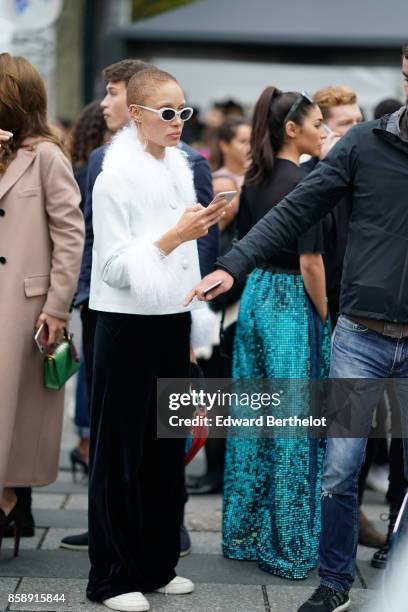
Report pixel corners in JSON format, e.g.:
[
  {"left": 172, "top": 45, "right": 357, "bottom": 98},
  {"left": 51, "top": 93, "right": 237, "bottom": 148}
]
[{"left": 222, "top": 269, "right": 331, "bottom": 579}]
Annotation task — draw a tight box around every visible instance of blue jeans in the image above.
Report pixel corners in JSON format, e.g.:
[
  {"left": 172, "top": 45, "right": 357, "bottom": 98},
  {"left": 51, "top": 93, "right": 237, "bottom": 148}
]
[{"left": 319, "top": 314, "right": 408, "bottom": 592}]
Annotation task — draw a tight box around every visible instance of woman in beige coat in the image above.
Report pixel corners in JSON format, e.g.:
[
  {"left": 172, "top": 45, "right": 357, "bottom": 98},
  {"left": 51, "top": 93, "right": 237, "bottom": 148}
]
[{"left": 0, "top": 53, "right": 84, "bottom": 556}]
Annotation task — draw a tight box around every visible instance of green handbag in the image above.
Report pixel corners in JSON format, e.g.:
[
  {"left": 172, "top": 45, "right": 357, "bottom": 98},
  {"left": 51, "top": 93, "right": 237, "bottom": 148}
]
[{"left": 44, "top": 332, "right": 80, "bottom": 390}]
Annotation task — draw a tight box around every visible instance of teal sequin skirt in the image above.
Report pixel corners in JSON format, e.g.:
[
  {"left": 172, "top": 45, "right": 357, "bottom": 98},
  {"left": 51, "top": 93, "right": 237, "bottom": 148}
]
[{"left": 222, "top": 268, "right": 331, "bottom": 579}]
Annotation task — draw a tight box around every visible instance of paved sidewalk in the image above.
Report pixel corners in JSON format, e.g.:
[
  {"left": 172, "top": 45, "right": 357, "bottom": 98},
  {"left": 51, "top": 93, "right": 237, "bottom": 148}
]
[{"left": 0, "top": 378, "right": 386, "bottom": 612}]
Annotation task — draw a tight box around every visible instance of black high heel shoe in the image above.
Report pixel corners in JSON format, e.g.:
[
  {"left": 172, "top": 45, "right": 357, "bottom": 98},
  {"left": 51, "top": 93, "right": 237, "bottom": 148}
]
[
  {"left": 0, "top": 502, "right": 23, "bottom": 557},
  {"left": 70, "top": 448, "right": 89, "bottom": 482}
]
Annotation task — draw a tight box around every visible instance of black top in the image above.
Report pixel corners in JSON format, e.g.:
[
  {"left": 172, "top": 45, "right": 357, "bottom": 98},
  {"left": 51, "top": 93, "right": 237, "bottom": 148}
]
[
  {"left": 217, "top": 115, "right": 408, "bottom": 322},
  {"left": 238, "top": 158, "right": 324, "bottom": 270}
]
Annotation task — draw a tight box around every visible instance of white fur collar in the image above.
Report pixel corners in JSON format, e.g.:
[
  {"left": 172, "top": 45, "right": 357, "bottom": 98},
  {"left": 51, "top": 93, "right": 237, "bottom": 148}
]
[{"left": 102, "top": 122, "right": 196, "bottom": 207}]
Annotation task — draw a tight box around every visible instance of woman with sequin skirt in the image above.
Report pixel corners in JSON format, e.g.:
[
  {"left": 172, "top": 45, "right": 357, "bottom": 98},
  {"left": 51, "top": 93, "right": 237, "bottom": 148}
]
[{"left": 221, "top": 87, "right": 331, "bottom": 579}]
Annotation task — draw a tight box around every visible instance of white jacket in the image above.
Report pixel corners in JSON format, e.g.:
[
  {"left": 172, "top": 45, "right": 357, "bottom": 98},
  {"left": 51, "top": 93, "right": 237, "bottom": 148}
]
[{"left": 89, "top": 123, "right": 203, "bottom": 316}]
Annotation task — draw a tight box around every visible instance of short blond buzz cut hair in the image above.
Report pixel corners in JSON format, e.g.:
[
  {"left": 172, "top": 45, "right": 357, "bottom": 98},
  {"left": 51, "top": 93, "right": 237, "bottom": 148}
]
[
  {"left": 313, "top": 86, "right": 358, "bottom": 120},
  {"left": 126, "top": 68, "right": 179, "bottom": 107}
]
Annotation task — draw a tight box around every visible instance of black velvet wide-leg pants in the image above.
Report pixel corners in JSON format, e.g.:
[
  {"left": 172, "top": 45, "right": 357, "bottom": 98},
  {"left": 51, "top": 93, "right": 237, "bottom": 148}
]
[{"left": 86, "top": 311, "right": 190, "bottom": 601}]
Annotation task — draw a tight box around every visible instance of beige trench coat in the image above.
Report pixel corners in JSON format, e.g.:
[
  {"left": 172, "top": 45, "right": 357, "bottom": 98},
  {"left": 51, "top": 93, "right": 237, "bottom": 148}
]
[{"left": 0, "top": 139, "right": 84, "bottom": 487}]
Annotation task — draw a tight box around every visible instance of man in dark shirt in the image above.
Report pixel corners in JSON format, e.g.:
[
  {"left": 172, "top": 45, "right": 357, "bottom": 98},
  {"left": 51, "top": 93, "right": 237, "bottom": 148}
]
[
  {"left": 304, "top": 85, "right": 362, "bottom": 325},
  {"left": 186, "top": 44, "right": 408, "bottom": 612}
]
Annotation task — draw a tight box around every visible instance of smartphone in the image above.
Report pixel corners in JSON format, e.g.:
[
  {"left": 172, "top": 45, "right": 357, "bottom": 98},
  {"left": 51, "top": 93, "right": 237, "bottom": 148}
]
[
  {"left": 209, "top": 190, "right": 237, "bottom": 206},
  {"left": 203, "top": 280, "right": 222, "bottom": 296},
  {"left": 34, "top": 323, "right": 49, "bottom": 353}
]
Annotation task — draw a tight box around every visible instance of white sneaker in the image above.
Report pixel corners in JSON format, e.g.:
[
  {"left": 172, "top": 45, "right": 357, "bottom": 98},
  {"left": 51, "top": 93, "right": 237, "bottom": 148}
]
[
  {"left": 102, "top": 592, "right": 150, "bottom": 612},
  {"left": 155, "top": 576, "right": 195, "bottom": 595}
]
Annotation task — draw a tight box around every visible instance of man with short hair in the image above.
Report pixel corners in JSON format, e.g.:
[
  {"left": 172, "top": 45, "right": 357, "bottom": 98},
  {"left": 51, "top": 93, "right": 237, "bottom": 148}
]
[
  {"left": 61, "top": 58, "right": 217, "bottom": 555},
  {"left": 305, "top": 85, "right": 362, "bottom": 326},
  {"left": 314, "top": 85, "right": 362, "bottom": 137},
  {"left": 187, "top": 43, "right": 408, "bottom": 612}
]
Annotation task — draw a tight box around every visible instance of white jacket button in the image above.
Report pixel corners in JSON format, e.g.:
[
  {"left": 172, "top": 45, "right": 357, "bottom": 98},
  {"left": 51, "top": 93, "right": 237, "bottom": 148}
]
[
  {"left": 169, "top": 201, "right": 178, "bottom": 209},
  {"left": 181, "top": 258, "right": 189, "bottom": 270}
]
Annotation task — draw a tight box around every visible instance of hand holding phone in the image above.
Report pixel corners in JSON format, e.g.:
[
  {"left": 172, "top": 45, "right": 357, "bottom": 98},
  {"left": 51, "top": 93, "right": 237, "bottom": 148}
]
[
  {"left": 203, "top": 280, "right": 222, "bottom": 296},
  {"left": 209, "top": 190, "right": 237, "bottom": 206}
]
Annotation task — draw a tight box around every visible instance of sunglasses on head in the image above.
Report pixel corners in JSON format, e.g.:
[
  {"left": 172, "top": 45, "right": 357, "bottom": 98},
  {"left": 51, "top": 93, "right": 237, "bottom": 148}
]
[
  {"left": 134, "top": 104, "right": 194, "bottom": 122},
  {"left": 283, "top": 91, "right": 314, "bottom": 124}
]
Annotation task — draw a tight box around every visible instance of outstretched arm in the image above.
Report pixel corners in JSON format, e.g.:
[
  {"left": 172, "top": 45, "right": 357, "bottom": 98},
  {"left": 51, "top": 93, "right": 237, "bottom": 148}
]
[{"left": 184, "top": 132, "right": 357, "bottom": 304}]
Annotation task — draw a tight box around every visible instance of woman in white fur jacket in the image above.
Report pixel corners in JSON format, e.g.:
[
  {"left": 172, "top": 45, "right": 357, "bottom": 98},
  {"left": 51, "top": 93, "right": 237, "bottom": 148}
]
[{"left": 86, "top": 68, "right": 229, "bottom": 612}]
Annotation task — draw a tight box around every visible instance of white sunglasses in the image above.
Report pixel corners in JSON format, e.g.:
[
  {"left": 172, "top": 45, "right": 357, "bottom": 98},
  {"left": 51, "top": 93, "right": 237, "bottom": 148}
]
[{"left": 134, "top": 104, "right": 194, "bottom": 122}]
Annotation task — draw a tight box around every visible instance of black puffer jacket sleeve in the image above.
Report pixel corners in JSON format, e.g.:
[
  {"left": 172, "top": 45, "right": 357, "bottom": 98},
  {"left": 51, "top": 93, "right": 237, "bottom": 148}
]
[{"left": 217, "top": 131, "right": 357, "bottom": 282}]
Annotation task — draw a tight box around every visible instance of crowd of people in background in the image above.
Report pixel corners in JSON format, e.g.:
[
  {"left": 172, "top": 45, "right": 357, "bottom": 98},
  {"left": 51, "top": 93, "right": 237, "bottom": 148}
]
[{"left": 1, "top": 43, "right": 408, "bottom": 612}]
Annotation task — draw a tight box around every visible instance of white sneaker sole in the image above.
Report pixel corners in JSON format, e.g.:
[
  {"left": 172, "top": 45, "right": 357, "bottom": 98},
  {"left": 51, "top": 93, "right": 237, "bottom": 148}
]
[
  {"left": 103, "top": 594, "right": 150, "bottom": 611},
  {"left": 333, "top": 600, "right": 351, "bottom": 612},
  {"left": 155, "top": 583, "right": 194, "bottom": 595}
]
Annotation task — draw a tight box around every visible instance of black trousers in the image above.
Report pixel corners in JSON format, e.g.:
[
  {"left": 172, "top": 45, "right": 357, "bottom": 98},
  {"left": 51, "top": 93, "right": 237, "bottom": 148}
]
[
  {"left": 80, "top": 301, "right": 98, "bottom": 394},
  {"left": 87, "top": 311, "right": 190, "bottom": 601}
]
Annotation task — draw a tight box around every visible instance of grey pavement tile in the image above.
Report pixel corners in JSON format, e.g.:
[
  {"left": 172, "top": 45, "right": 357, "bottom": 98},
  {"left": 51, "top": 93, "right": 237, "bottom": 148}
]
[
  {"left": 35, "top": 477, "right": 88, "bottom": 496},
  {"left": 363, "top": 489, "right": 387, "bottom": 506},
  {"left": 0, "top": 551, "right": 89, "bottom": 580},
  {"left": 53, "top": 471, "right": 80, "bottom": 484},
  {"left": 148, "top": 584, "right": 265, "bottom": 612},
  {"left": 33, "top": 509, "right": 87, "bottom": 529},
  {"left": 185, "top": 494, "right": 222, "bottom": 514},
  {"left": 266, "top": 586, "right": 373, "bottom": 612},
  {"left": 361, "top": 503, "right": 388, "bottom": 522},
  {"left": 357, "top": 545, "right": 376, "bottom": 562},
  {"left": 64, "top": 496, "right": 88, "bottom": 511},
  {"left": 177, "top": 553, "right": 320, "bottom": 587},
  {"left": 32, "top": 494, "right": 66, "bottom": 510},
  {"left": 356, "top": 560, "right": 384, "bottom": 590},
  {"left": 2, "top": 529, "right": 46, "bottom": 551},
  {"left": 0, "top": 578, "right": 19, "bottom": 612},
  {"left": 59, "top": 451, "right": 74, "bottom": 472},
  {"left": 185, "top": 448, "right": 206, "bottom": 478},
  {"left": 0, "top": 551, "right": 315, "bottom": 586},
  {"left": 41, "top": 529, "right": 87, "bottom": 551},
  {"left": 9, "top": 578, "right": 102, "bottom": 612},
  {"left": 185, "top": 510, "right": 221, "bottom": 532},
  {"left": 190, "top": 532, "right": 222, "bottom": 555},
  {"left": 185, "top": 494, "right": 222, "bottom": 532}
]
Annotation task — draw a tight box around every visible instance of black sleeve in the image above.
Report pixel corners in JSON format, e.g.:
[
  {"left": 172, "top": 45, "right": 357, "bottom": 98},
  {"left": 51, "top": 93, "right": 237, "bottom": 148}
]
[
  {"left": 217, "top": 132, "right": 356, "bottom": 281},
  {"left": 237, "top": 186, "right": 253, "bottom": 239},
  {"left": 297, "top": 222, "right": 324, "bottom": 254}
]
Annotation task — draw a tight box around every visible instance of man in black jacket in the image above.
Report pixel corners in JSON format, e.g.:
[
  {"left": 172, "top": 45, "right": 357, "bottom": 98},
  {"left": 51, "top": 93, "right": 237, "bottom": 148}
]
[{"left": 185, "top": 44, "right": 408, "bottom": 612}]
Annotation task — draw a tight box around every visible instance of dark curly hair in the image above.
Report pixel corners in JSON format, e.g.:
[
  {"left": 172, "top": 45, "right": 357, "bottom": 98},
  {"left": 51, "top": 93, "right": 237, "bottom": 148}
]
[{"left": 71, "top": 100, "right": 107, "bottom": 166}]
